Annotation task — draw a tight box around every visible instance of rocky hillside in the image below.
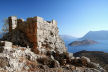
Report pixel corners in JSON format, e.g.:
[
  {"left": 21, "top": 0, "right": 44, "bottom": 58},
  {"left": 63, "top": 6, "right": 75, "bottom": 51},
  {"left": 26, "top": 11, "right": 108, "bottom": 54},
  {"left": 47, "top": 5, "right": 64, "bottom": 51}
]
[
  {"left": 74, "top": 50, "right": 108, "bottom": 72},
  {"left": 81, "top": 30, "right": 108, "bottom": 40},
  {"left": 0, "top": 41, "right": 106, "bottom": 72}
]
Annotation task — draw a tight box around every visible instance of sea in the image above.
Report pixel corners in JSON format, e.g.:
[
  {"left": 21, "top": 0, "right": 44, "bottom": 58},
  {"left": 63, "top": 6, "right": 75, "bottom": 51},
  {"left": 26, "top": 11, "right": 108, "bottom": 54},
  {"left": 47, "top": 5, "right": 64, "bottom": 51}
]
[{"left": 64, "top": 39, "right": 108, "bottom": 53}]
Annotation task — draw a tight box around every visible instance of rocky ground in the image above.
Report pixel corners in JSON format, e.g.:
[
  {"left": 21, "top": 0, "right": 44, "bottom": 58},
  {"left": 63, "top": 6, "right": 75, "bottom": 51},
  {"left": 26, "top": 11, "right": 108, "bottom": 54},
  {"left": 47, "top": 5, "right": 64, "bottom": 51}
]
[
  {"left": 74, "top": 50, "right": 108, "bottom": 72},
  {"left": 0, "top": 41, "right": 106, "bottom": 72}
]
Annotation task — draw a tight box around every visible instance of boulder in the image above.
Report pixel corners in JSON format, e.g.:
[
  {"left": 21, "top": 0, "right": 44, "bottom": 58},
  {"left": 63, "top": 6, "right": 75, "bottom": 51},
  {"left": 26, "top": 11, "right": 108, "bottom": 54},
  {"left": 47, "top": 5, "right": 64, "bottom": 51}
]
[
  {"left": 81, "top": 56, "right": 91, "bottom": 63},
  {"left": 81, "top": 56, "right": 91, "bottom": 66},
  {"left": 68, "top": 53, "right": 73, "bottom": 58}
]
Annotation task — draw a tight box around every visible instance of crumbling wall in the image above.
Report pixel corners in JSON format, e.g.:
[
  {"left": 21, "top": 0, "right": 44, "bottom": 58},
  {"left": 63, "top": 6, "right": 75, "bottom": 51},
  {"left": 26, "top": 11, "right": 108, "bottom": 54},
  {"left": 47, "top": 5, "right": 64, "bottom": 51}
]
[
  {"left": 17, "top": 18, "right": 38, "bottom": 53},
  {"left": 37, "top": 17, "right": 66, "bottom": 53},
  {"left": 8, "top": 16, "right": 17, "bottom": 32},
  {"left": 8, "top": 16, "right": 66, "bottom": 54},
  {"left": 8, "top": 16, "right": 38, "bottom": 53}
]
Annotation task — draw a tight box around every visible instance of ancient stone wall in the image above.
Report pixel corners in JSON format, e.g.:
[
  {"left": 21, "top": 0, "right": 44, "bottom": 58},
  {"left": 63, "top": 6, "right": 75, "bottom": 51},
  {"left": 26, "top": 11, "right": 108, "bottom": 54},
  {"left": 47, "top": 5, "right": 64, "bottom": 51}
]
[
  {"left": 8, "top": 16, "right": 38, "bottom": 53},
  {"left": 17, "top": 18, "right": 37, "bottom": 53},
  {"left": 8, "top": 16, "right": 17, "bottom": 32},
  {"left": 8, "top": 16, "right": 66, "bottom": 54},
  {"left": 37, "top": 18, "right": 66, "bottom": 53}
]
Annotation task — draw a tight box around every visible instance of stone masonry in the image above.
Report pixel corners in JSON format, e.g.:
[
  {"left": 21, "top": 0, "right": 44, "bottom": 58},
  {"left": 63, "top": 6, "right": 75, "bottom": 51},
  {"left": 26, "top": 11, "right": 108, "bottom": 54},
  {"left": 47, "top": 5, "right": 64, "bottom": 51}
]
[{"left": 8, "top": 16, "right": 66, "bottom": 54}]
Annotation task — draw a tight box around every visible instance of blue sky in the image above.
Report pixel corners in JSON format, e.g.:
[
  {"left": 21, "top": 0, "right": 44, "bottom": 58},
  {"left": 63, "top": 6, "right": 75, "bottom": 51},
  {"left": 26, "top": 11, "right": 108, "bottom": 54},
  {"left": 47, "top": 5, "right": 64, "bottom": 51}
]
[{"left": 0, "top": 0, "right": 108, "bottom": 37}]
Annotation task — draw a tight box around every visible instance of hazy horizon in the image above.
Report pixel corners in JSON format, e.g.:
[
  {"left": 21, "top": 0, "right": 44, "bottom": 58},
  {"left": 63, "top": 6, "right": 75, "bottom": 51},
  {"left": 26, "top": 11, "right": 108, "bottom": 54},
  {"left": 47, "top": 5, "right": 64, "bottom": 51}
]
[{"left": 0, "top": 0, "right": 108, "bottom": 37}]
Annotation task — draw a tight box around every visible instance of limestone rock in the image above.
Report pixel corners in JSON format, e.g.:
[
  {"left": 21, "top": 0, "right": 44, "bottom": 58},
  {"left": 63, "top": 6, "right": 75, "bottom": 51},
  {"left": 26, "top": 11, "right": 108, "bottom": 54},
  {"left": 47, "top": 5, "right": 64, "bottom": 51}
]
[
  {"left": 81, "top": 56, "right": 91, "bottom": 63},
  {"left": 0, "top": 41, "right": 106, "bottom": 72},
  {"left": 68, "top": 53, "right": 73, "bottom": 58},
  {"left": 0, "top": 57, "right": 9, "bottom": 68}
]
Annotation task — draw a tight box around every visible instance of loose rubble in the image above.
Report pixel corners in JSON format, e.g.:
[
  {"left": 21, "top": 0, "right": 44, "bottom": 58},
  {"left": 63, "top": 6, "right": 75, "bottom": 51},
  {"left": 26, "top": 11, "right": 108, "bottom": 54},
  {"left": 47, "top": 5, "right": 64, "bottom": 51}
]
[{"left": 0, "top": 41, "right": 106, "bottom": 72}]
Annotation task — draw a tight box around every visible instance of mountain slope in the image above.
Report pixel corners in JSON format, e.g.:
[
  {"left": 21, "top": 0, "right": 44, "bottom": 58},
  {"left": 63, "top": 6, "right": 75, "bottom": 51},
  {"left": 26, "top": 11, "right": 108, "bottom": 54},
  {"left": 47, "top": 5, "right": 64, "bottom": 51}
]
[
  {"left": 81, "top": 30, "right": 108, "bottom": 40},
  {"left": 60, "top": 35, "right": 76, "bottom": 40},
  {"left": 74, "top": 50, "right": 108, "bottom": 72}
]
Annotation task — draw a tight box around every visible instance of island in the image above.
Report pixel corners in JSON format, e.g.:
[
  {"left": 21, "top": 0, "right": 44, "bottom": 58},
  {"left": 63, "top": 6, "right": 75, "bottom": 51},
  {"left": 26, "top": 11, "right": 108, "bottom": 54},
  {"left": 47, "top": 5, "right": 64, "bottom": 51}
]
[{"left": 69, "top": 39, "right": 97, "bottom": 46}]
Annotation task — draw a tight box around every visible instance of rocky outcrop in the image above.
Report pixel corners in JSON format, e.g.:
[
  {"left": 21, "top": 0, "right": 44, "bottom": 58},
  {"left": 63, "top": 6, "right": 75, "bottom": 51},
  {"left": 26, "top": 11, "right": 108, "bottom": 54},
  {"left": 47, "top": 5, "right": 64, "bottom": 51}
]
[
  {"left": 0, "top": 41, "right": 106, "bottom": 72},
  {"left": 69, "top": 39, "right": 97, "bottom": 46},
  {"left": 74, "top": 50, "right": 108, "bottom": 72}
]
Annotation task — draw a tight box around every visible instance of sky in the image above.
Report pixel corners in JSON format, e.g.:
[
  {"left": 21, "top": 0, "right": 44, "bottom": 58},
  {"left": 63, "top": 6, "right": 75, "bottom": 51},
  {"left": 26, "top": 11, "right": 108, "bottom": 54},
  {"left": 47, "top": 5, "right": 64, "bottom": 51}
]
[{"left": 0, "top": 0, "right": 108, "bottom": 38}]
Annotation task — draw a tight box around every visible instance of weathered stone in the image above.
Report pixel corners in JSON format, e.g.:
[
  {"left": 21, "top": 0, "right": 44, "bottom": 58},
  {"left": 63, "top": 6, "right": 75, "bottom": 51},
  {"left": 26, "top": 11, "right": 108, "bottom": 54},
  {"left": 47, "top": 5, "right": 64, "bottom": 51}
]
[
  {"left": 50, "top": 55, "right": 54, "bottom": 60},
  {"left": 76, "top": 57, "right": 80, "bottom": 59},
  {"left": 4, "top": 41, "right": 12, "bottom": 47},
  {"left": 81, "top": 56, "right": 91, "bottom": 63},
  {"left": 0, "top": 47, "right": 4, "bottom": 53},
  {"left": 3, "top": 41, "right": 12, "bottom": 51},
  {"left": 0, "top": 57, "right": 9, "bottom": 68},
  {"left": 69, "top": 53, "right": 73, "bottom": 58},
  {"left": 7, "top": 16, "right": 67, "bottom": 54},
  {"left": 8, "top": 16, "right": 17, "bottom": 32},
  {"left": 71, "top": 57, "right": 75, "bottom": 60}
]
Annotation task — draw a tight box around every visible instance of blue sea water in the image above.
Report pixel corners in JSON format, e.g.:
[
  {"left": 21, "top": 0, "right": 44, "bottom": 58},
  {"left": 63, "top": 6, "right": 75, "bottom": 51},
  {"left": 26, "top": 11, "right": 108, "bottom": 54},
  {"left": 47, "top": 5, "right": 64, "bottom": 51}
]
[{"left": 64, "top": 40, "right": 108, "bottom": 53}]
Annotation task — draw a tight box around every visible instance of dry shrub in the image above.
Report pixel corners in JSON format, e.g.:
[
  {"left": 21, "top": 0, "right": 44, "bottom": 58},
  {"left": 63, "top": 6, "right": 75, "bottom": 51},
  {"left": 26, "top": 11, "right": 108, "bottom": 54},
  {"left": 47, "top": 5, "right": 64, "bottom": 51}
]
[
  {"left": 26, "top": 60, "right": 38, "bottom": 71},
  {"left": 57, "top": 68, "right": 63, "bottom": 72},
  {"left": 26, "top": 60, "right": 37, "bottom": 66},
  {"left": 71, "top": 59, "right": 82, "bottom": 66},
  {"left": 12, "top": 45, "right": 18, "bottom": 48},
  {"left": 46, "top": 51, "right": 52, "bottom": 56},
  {"left": 21, "top": 48, "right": 26, "bottom": 51},
  {"left": 61, "top": 59, "right": 69, "bottom": 66},
  {"left": 37, "top": 57, "right": 60, "bottom": 68},
  {"left": 31, "top": 48, "right": 40, "bottom": 54},
  {"left": 0, "top": 70, "right": 9, "bottom": 72},
  {"left": 19, "top": 56, "right": 38, "bottom": 71},
  {"left": 60, "top": 52, "right": 69, "bottom": 59},
  {"left": 37, "top": 57, "right": 49, "bottom": 65},
  {"left": 19, "top": 57, "right": 25, "bottom": 63},
  {"left": 54, "top": 52, "right": 70, "bottom": 66}
]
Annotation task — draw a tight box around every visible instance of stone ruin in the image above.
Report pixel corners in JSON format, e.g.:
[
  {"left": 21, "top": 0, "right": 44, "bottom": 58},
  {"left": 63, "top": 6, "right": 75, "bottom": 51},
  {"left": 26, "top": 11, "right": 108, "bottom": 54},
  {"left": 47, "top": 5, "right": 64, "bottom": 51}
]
[
  {"left": 0, "top": 16, "right": 106, "bottom": 72},
  {"left": 8, "top": 16, "right": 67, "bottom": 54}
]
